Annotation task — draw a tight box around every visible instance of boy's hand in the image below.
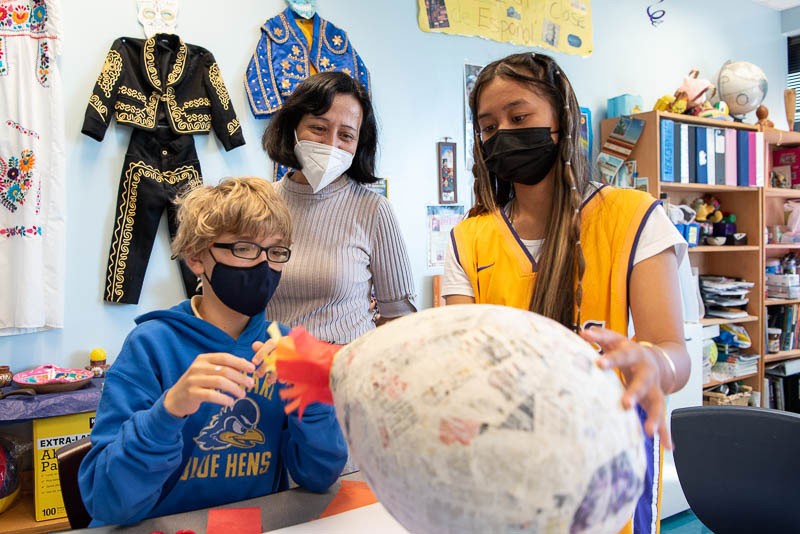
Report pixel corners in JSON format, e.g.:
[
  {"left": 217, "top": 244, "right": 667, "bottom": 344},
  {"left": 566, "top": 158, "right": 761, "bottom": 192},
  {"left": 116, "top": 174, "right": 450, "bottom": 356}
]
[
  {"left": 251, "top": 339, "right": 277, "bottom": 379},
  {"left": 164, "top": 353, "right": 255, "bottom": 418}
]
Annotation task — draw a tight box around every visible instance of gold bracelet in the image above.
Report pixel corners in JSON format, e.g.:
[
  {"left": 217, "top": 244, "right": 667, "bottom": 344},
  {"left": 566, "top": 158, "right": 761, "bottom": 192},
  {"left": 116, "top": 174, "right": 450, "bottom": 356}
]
[{"left": 639, "top": 341, "right": 677, "bottom": 393}]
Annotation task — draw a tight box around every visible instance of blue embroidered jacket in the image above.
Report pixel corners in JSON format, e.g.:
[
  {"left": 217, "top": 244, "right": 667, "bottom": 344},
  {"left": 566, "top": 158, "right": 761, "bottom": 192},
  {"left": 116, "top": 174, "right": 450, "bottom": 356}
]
[{"left": 245, "top": 8, "right": 371, "bottom": 119}]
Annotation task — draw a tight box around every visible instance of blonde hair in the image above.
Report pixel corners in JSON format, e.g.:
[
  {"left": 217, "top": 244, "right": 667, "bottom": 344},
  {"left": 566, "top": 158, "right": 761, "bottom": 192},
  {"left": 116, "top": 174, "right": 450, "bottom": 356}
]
[
  {"left": 171, "top": 177, "right": 292, "bottom": 260},
  {"left": 469, "top": 53, "right": 588, "bottom": 332}
]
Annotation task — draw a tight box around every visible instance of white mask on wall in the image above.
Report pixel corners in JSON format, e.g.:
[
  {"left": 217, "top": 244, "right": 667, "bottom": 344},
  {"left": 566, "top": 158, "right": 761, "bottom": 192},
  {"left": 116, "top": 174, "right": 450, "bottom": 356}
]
[
  {"left": 137, "top": 0, "right": 180, "bottom": 38},
  {"left": 287, "top": 0, "right": 316, "bottom": 19},
  {"left": 293, "top": 131, "right": 354, "bottom": 193}
]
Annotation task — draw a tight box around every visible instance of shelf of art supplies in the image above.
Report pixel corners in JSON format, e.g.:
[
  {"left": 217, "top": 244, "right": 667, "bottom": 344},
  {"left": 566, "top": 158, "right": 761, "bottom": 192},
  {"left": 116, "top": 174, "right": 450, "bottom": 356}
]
[
  {"left": 761, "top": 128, "right": 800, "bottom": 407},
  {"left": 688, "top": 246, "right": 759, "bottom": 253},
  {"left": 765, "top": 351, "right": 800, "bottom": 364},
  {"left": 702, "top": 372, "right": 759, "bottom": 390},
  {"left": 600, "top": 110, "right": 766, "bottom": 406}
]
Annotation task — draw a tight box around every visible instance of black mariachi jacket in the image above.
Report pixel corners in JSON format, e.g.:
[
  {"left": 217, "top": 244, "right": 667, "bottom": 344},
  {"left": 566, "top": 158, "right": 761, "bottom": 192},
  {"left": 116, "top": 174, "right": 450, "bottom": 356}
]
[{"left": 81, "top": 33, "right": 245, "bottom": 151}]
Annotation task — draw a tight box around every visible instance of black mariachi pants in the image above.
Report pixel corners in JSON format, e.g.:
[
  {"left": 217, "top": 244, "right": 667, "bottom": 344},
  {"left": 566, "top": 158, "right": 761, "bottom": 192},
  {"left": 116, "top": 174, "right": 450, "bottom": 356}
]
[{"left": 105, "top": 129, "right": 202, "bottom": 304}]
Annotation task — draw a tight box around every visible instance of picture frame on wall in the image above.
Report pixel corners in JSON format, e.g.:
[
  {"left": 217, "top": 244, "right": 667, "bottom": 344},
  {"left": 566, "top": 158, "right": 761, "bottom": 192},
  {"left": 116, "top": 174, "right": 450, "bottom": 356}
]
[
  {"left": 364, "top": 177, "right": 389, "bottom": 198},
  {"left": 437, "top": 141, "right": 457, "bottom": 204}
]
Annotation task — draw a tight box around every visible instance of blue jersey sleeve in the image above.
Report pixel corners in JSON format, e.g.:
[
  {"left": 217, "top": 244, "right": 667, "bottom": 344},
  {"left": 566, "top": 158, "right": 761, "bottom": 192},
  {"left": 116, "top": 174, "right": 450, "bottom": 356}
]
[{"left": 78, "top": 332, "right": 188, "bottom": 525}]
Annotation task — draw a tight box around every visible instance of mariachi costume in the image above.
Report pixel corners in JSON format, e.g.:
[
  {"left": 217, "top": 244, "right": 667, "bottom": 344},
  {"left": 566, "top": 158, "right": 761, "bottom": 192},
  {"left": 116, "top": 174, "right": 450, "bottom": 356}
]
[
  {"left": 0, "top": 0, "right": 66, "bottom": 335},
  {"left": 244, "top": 7, "right": 370, "bottom": 180},
  {"left": 82, "top": 33, "right": 244, "bottom": 304}
]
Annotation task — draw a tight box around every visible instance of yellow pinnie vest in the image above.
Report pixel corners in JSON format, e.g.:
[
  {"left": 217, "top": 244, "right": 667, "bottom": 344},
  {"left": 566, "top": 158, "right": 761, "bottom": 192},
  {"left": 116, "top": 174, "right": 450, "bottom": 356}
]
[{"left": 450, "top": 185, "right": 660, "bottom": 336}]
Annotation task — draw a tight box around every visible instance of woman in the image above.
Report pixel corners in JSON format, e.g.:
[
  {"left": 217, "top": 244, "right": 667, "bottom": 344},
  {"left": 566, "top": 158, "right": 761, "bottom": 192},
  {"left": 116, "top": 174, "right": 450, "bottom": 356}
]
[
  {"left": 443, "top": 53, "right": 690, "bottom": 534},
  {"left": 262, "top": 71, "right": 416, "bottom": 345}
]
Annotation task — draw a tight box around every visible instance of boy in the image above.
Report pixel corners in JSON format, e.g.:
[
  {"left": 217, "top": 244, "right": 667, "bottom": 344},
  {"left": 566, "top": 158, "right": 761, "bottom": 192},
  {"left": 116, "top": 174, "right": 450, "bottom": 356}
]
[{"left": 79, "top": 177, "right": 347, "bottom": 526}]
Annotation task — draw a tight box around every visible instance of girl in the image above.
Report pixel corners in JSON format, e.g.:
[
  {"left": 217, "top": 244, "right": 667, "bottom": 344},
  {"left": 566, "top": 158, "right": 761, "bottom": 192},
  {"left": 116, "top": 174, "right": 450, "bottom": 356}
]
[{"left": 444, "top": 53, "right": 690, "bottom": 534}]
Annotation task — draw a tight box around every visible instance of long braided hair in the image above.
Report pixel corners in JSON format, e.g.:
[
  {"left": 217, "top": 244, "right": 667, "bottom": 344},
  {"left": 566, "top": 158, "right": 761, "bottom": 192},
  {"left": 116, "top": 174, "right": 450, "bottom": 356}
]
[{"left": 469, "top": 53, "right": 589, "bottom": 331}]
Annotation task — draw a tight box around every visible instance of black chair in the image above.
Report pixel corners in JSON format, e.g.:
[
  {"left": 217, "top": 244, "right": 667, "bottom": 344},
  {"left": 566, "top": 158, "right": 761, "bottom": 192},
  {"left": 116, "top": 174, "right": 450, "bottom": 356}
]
[
  {"left": 671, "top": 406, "right": 800, "bottom": 533},
  {"left": 55, "top": 436, "right": 93, "bottom": 529}
]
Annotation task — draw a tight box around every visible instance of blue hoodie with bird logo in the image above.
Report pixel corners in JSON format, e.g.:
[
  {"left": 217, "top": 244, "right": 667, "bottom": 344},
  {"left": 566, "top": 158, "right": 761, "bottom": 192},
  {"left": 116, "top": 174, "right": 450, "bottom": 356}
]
[{"left": 78, "top": 300, "right": 347, "bottom": 526}]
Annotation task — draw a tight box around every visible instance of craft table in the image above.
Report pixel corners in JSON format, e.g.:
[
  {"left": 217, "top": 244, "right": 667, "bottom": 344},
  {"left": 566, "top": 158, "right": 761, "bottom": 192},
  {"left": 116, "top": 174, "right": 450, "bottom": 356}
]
[{"left": 67, "top": 471, "right": 409, "bottom": 534}]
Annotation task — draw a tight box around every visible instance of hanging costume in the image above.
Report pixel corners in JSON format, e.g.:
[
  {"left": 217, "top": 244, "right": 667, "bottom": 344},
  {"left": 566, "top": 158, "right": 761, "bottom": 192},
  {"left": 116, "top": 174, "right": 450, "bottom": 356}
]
[
  {"left": 82, "top": 33, "right": 245, "bottom": 304},
  {"left": 244, "top": 7, "right": 370, "bottom": 181},
  {"left": 450, "top": 185, "right": 665, "bottom": 534},
  {"left": 0, "top": 0, "right": 66, "bottom": 335}
]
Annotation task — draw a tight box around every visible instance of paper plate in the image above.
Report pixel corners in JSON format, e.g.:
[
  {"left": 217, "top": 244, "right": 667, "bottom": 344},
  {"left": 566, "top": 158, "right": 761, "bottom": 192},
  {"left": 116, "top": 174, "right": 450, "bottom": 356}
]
[{"left": 12, "top": 365, "right": 93, "bottom": 393}]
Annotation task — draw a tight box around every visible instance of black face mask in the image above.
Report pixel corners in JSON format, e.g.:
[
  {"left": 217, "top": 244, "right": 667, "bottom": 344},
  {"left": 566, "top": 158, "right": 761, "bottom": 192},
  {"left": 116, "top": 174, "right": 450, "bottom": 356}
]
[
  {"left": 482, "top": 127, "right": 559, "bottom": 186},
  {"left": 204, "top": 251, "right": 282, "bottom": 317}
]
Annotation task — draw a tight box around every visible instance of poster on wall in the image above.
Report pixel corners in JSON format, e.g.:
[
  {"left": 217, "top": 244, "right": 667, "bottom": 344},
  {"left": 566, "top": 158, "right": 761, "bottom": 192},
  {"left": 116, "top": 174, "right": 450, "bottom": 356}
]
[
  {"left": 418, "top": 0, "right": 593, "bottom": 57},
  {"left": 579, "top": 106, "right": 592, "bottom": 164},
  {"left": 596, "top": 116, "right": 645, "bottom": 183},
  {"left": 427, "top": 204, "right": 465, "bottom": 268},
  {"left": 364, "top": 178, "right": 389, "bottom": 198},
  {"left": 464, "top": 64, "right": 482, "bottom": 176},
  {"left": 437, "top": 142, "right": 457, "bottom": 204}
]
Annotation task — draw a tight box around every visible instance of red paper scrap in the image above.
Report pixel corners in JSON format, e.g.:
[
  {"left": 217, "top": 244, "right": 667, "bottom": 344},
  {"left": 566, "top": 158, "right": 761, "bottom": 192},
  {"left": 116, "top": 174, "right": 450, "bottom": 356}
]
[{"left": 207, "top": 507, "right": 261, "bottom": 534}]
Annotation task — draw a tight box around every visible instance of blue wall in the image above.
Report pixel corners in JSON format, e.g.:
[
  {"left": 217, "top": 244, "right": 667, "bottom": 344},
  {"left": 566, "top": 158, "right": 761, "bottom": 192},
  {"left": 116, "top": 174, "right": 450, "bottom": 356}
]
[{"left": 1, "top": 0, "right": 787, "bottom": 370}]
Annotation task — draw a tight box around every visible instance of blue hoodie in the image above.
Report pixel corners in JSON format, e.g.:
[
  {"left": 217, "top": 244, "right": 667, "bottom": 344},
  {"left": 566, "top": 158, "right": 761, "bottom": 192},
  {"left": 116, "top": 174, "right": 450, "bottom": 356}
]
[{"left": 78, "top": 301, "right": 347, "bottom": 526}]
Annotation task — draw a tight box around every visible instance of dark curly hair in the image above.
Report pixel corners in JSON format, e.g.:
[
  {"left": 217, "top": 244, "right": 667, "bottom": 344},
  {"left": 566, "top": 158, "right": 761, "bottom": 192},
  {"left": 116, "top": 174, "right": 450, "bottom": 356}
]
[{"left": 262, "top": 71, "right": 378, "bottom": 184}]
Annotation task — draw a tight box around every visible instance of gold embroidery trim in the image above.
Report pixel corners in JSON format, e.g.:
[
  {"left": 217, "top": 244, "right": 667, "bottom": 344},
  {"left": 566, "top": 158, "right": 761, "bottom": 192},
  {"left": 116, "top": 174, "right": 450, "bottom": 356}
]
[
  {"left": 143, "top": 37, "right": 161, "bottom": 91},
  {"left": 97, "top": 49, "right": 122, "bottom": 98},
  {"left": 182, "top": 97, "right": 211, "bottom": 109},
  {"left": 118, "top": 85, "right": 147, "bottom": 104},
  {"left": 89, "top": 94, "right": 107, "bottom": 120},
  {"left": 143, "top": 37, "right": 186, "bottom": 91},
  {"left": 166, "top": 40, "right": 187, "bottom": 86},
  {"left": 321, "top": 21, "right": 348, "bottom": 55},
  {"left": 268, "top": 16, "right": 290, "bottom": 43},
  {"left": 227, "top": 118, "right": 240, "bottom": 135},
  {"left": 106, "top": 161, "right": 202, "bottom": 302},
  {"left": 114, "top": 93, "right": 158, "bottom": 129},
  {"left": 208, "top": 63, "right": 230, "bottom": 111},
  {"left": 165, "top": 88, "right": 211, "bottom": 133}
]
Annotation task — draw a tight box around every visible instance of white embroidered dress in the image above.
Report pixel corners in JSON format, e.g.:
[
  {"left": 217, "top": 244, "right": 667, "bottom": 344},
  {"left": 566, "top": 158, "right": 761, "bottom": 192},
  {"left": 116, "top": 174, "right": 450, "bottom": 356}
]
[{"left": 0, "top": 0, "right": 65, "bottom": 335}]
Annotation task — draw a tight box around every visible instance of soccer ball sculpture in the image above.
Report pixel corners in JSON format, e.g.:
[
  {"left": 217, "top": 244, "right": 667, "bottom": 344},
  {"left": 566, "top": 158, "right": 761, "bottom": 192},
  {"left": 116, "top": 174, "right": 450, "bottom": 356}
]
[{"left": 274, "top": 304, "right": 646, "bottom": 534}]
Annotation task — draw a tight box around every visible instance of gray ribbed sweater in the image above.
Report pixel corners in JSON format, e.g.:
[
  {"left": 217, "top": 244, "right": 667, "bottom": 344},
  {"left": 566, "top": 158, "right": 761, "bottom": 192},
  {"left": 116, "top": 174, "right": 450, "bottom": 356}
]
[{"left": 265, "top": 175, "right": 417, "bottom": 344}]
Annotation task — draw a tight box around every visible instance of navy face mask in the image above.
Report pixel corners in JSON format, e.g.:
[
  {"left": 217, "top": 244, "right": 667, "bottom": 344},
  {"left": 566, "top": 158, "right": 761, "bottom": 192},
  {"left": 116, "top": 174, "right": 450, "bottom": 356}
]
[
  {"left": 482, "top": 127, "right": 559, "bottom": 186},
  {"left": 204, "top": 251, "right": 282, "bottom": 317}
]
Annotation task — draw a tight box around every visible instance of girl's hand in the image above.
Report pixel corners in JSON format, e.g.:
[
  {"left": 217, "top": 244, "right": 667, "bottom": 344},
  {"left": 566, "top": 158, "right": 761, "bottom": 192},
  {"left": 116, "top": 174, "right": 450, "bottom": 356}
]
[
  {"left": 164, "top": 353, "right": 255, "bottom": 418},
  {"left": 580, "top": 327, "right": 672, "bottom": 450}
]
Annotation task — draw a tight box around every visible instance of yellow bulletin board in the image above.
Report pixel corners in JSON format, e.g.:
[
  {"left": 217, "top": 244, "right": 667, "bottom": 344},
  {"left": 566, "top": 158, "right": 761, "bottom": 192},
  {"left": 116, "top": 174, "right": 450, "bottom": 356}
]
[{"left": 417, "top": 0, "right": 593, "bottom": 57}]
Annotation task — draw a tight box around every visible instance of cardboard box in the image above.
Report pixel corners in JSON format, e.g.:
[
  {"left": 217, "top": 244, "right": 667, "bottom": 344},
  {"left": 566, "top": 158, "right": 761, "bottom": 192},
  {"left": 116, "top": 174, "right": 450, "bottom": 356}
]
[
  {"left": 766, "top": 285, "right": 800, "bottom": 299},
  {"left": 33, "top": 411, "right": 95, "bottom": 521},
  {"left": 766, "top": 274, "right": 800, "bottom": 287}
]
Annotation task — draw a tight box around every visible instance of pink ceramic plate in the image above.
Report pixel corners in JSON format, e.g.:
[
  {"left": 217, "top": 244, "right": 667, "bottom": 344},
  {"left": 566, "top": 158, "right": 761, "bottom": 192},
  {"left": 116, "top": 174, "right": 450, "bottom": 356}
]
[{"left": 12, "top": 364, "right": 93, "bottom": 393}]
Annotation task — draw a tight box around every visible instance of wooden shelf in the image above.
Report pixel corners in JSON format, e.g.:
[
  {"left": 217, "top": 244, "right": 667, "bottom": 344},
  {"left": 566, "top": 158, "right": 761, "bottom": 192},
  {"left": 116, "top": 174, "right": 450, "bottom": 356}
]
[
  {"left": 689, "top": 246, "right": 760, "bottom": 253},
  {"left": 703, "top": 372, "right": 759, "bottom": 389},
  {"left": 764, "top": 129, "right": 800, "bottom": 147},
  {"left": 657, "top": 111, "right": 758, "bottom": 131},
  {"left": 765, "top": 350, "right": 800, "bottom": 363},
  {"left": 765, "top": 298, "right": 800, "bottom": 306},
  {"left": 0, "top": 471, "right": 70, "bottom": 534},
  {"left": 765, "top": 187, "right": 800, "bottom": 198},
  {"left": 660, "top": 182, "right": 759, "bottom": 192},
  {"left": 699, "top": 315, "right": 759, "bottom": 326},
  {"left": 766, "top": 244, "right": 800, "bottom": 249}
]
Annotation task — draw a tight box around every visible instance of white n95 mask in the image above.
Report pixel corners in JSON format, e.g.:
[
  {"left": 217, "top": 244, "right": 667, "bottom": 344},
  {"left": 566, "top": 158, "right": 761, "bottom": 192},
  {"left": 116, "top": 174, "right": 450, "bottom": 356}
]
[{"left": 293, "top": 132, "right": 355, "bottom": 193}]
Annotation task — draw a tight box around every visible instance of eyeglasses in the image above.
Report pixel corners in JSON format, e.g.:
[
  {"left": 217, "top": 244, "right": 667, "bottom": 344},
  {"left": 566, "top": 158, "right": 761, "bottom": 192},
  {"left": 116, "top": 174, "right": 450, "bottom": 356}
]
[{"left": 212, "top": 241, "right": 291, "bottom": 263}]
